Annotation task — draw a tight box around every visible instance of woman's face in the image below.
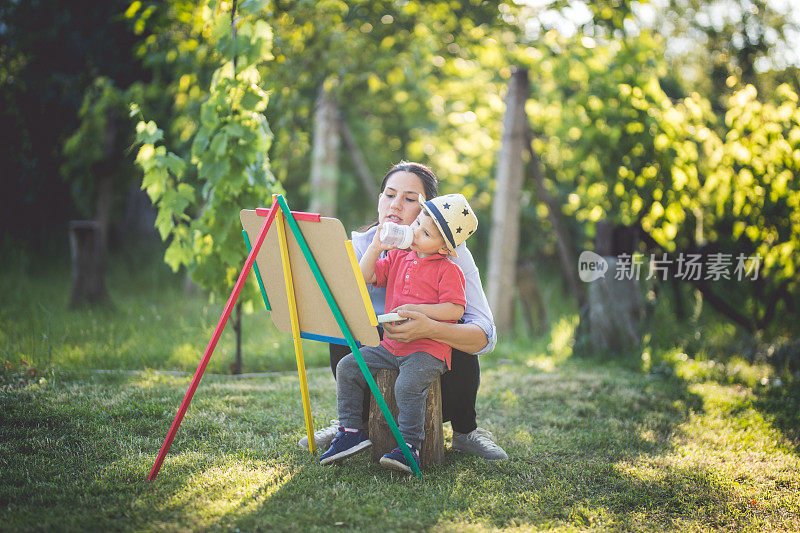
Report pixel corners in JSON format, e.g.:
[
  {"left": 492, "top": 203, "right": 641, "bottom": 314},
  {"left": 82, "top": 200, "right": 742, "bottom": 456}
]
[{"left": 377, "top": 171, "right": 425, "bottom": 226}]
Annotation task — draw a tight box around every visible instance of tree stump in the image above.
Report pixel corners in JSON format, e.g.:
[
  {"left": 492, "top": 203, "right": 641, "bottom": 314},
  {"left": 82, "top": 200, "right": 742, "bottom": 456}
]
[
  {"left": 368, "top": 369, "right": 444, "bottom": 467},
  {"left": 69, "top": 220, "right": 109, "bottom": 308},
  {"left": 587, "top": 221, "right": 643, "bottom": 351}
]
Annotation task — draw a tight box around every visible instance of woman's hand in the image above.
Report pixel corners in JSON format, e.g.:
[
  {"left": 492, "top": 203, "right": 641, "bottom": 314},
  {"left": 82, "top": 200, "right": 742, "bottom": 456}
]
[
  {"left": 382, "top": 309, "right": 434, "bottom": 343},
  {"left": 383, "top": 309, "right": 490, "bottom": 354}
]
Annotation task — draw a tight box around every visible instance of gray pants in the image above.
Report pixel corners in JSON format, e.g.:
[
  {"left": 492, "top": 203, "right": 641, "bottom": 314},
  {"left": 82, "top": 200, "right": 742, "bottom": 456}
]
[{"left": 337, "top": 345, "right": 447, "bottom": 448}]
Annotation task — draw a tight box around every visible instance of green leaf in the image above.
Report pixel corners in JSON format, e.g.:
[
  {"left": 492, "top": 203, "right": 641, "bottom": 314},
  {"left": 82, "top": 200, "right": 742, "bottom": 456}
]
[
  {"left": 135, "top": 121, "right": 164, "bottom": 144},
  {"left": 192, "top": 128, "right": 212, "bottom": 157},
  {"left": 210, "top": 131, "right": 229, "bottom": 157},
  {"left": 223, "top": 122, "right": 246, "bottom": 138},
  {"left": 154, "top": 208, "right": 174, "bottom": 241},
  {"left": 165, "top": 153, "right": 187, "bottom": 177},
  {"left": 201, "top": 158, "right": 231, "bottom": 185},
  {"left": 200, "top": 103, "right": 221, "bottom": 130},
  {"left": 164, "top": 238, "right": 189, "bottom": 272},
  {"left": 240, "top": 90, "right": 264, "bottom": 112},
  {"left": 141, "top": 167, "right": 168, "bottom": 202}
]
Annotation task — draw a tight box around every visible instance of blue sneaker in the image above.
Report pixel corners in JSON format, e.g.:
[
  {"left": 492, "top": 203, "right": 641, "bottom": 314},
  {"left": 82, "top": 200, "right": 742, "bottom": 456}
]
[
  {"left": 319, "top": 427, "right": 371, "bottom": 465},
  {"left": 379, "top": 444, "right": 419, "bottom": 473}
]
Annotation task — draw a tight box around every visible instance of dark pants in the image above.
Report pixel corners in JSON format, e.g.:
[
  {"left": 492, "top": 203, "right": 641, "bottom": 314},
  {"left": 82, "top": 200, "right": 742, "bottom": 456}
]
[{"left": 329, "top": 332, "right": 480, "bottom": 434}]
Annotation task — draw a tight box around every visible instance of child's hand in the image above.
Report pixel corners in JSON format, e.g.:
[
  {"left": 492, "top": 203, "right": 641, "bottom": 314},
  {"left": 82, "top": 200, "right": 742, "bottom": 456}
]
[
  {"left": 372, "top": 223, "right": 397, "bottom": 251},
  {"left": 391, "top": 304, "right": 418, "bottom": 315}
]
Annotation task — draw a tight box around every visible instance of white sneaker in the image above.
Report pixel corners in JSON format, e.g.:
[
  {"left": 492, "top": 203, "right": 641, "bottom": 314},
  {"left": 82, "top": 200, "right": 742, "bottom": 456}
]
[
  {"left": 298, "top": 420, "right": 341, "bottom": 451},
  {"left": 452, "top": 427, "right": 508, "bottom": 460}
]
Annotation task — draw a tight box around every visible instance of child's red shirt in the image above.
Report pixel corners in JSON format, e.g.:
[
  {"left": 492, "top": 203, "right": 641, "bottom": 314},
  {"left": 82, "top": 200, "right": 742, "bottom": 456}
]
[{"left": 373, "top": 249, "right": 466, "bottom": 368}]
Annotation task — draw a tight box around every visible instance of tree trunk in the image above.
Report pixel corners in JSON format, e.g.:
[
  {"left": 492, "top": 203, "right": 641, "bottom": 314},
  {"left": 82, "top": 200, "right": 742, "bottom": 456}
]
[
  {"left": 516, "top": 260, "right": 548, "bottom": 335},
  {"left": 121, "top": 183, "right": 157, "bottom": 241},
  {"left": 487, "top": 67, "right": 529, "bottom": 333},
  {"left": 95, "top": 105, "right": 118, "bottom": 257},
  {"left": 524, "top": 127, "right": 586, "bottom": 311},
  {"left": 69, "top": 220, "right": 110, "bottom": 308},
  {"left": 368, "top": 369, "right": 443, "bottom": 468},
  {"left": 230, "top": 302, "right": 243, "bottom": 374},
  {"left": 95, "top": 173, "right": 113, "bottom": 254},
  {"left": 308, "top": 83, "right": 340, "bottom": 216},
  {"left": 340, "top": 117, "right": 378, "bottom": 198}
]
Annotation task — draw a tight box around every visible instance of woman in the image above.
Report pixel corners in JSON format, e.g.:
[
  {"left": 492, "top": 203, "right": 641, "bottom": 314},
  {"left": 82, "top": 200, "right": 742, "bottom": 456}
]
[{"left": 300, "top": 161, "right": 507, "bottom": 460}]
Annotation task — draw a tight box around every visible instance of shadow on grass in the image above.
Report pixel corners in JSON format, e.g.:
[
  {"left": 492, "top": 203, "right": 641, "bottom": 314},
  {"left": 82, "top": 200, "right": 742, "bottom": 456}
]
[
  {"left": 754, "top": 376, "right": 800, "bottom": 453},
  {"left": 0, "top": 354, "right": 784, "bottom": 531},
  {"left": 190, "top": 361, "right": 769, "bottom": 531},
  {"left": 0, "top": 374, "right": 219, "bottom": 530}
]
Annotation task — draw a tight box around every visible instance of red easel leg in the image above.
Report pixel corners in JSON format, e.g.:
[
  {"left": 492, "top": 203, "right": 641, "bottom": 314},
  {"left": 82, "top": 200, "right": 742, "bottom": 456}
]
[{"left": 147, "top": 202, "right": 279, "bottom": 482}]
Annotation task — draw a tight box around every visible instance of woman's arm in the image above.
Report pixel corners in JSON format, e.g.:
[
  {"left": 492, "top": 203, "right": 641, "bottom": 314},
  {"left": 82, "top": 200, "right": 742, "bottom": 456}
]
[
  {"left": 383, "top": 310, "right": 489, "bottom": 354},
  {"left": 450, "top": 244, "right": 497, "bottom": 354}
]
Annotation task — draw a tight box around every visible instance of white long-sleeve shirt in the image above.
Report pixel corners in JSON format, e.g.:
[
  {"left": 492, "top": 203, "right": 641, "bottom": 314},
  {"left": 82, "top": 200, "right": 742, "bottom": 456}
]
[{"left": 351, "top": 225, "right": 497, "bottom": 355}]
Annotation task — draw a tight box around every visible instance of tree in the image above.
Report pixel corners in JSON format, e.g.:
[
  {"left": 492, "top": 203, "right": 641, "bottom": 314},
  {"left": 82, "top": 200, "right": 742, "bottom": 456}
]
[
  {"left": 262, "top": 1, "right": 519, "bottom": 229},
  {"left": 487, "top": 68, "right": 529, "bottom": 333},
  {"left": 519, "top": 21, "right": 800, "bottom": 337},
  {"left": 653, "top": 0, "right": 800, "bottom": 108},
  {"left": 133, "top": 0, "right": 281, "bottom": 372},
  {"left": 308, "top": 82, "right": 341, "bottom": 217},
  {"left": 61, "top": 77, "right": 135, "bottom": 307},
  {"left": 0, "top": 0, "right": 149, "bottom": 249}
]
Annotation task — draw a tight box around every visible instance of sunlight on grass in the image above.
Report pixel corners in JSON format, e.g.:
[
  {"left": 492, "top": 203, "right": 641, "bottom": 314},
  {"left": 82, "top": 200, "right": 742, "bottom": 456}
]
[
  {"left": 500, "top": 389, "right": 519, "bottom": 408},
  {"left": 611, "top": 377, "right": 800, "bottom": 528},
  {"left": 168, "top": 342, "right": 202, "bottom": 368},
  {"left": 0, "top": 252, "right": 330, "bottom": 374},
  {"left": 158, "top": 460, "right": 292, "bottom": 526},
  {"left": 510, "top": 426, "right": 535, "bottom": 447},
  {"left": 525, "top": 358, "right": 556, "bottom": 372},
  {"left": 3, "top": 249, "right": 800, "bottom": 531},
  {"left": 3, "top": 357, "right": 800, "bottom": 530},
  {"left": 548, "top": 315, "right": 578, "bottom": 355},
  {"left": 494, "top": 312, "right": 579, "bottom": 372},
  {"left": 127, "top": 369, "right": 187, "bottom": 389}
]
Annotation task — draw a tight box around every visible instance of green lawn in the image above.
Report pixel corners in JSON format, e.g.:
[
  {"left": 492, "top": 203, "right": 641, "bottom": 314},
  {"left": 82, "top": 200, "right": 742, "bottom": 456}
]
[
  {"left": 2, "top": 356, "right": 799, "bottom": 531},
  {"left": 2, "top": 249, "right": 799, "bottom": 531},
  {"left": 0, "top": 243, "right": 329, "bottom": 375}
]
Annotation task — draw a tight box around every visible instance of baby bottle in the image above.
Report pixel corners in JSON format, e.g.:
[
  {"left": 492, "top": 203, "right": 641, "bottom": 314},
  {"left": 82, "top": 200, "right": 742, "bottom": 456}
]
[{"left": 379, "top": 221, "right": 413, "bottom": 249}]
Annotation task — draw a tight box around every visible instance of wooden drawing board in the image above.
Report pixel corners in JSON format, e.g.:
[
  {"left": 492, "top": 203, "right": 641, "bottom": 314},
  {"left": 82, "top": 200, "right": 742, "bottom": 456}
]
[{"left": 240, "top": 209, "right": 380, "bottom": 347}]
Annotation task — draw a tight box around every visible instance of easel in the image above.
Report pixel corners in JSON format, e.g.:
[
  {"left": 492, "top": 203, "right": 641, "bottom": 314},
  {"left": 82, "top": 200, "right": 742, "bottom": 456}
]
[{"left": 147, "top": 194, "right": 423, "bottom": 481}]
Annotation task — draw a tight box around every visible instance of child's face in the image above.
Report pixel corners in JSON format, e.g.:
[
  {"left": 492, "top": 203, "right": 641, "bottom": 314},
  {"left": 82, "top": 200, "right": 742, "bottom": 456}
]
[{"left": 410, "top": 211, "right": 448, "bottom": 257}]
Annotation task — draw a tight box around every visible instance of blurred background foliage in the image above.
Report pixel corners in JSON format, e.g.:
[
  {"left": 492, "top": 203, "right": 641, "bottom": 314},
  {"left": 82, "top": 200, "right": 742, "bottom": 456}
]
[{"left": 2, "top": 0, "right": 800, "bottom": 369}]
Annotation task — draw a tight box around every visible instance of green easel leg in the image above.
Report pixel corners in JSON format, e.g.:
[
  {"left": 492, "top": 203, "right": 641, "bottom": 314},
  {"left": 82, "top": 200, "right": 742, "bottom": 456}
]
[
  {"left": 275, "top": 195, "right": 422, "bottom": 478},
  {"left": 242, "top": 230, "right": 271, "bottom": 311}
]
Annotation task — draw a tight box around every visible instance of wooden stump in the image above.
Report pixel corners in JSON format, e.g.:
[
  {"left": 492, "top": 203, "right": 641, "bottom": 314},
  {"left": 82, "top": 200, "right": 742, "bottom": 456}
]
[
  {"left": 588, "top": 257, "right": 644, "bottom": 350},
  {"left": 69, "top": 220, "right": 109, "bottom": 308},
  {"left": 368, "top": 369, "right": 443, "bottom": 467},
  {"left": 587, "top": 221, "right": 643, "bottom": 351}
]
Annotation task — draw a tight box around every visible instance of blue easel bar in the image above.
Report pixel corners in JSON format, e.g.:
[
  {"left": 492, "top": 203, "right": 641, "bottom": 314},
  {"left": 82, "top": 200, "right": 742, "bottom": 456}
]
[{"left": 299, "top": 331, "right": 361, "bottom": 347}]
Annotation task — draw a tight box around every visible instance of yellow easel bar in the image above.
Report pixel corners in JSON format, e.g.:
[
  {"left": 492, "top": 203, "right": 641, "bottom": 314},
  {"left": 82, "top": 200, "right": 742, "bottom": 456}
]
[
  {"left": 345, "top": 240, "right": 378, "bottom": 327},
  {"left": 274, "top": 198, "right": 316, "bottom": 455}
]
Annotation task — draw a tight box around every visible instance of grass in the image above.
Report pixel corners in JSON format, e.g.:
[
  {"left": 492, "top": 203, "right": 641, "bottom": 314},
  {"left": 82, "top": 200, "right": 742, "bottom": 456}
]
[
  {"left": 2, "top": 246, "right": 800, "bottom": 530},
  {"left": 0, "top": 242, "right": 328, "bottom": 375},
  {"left": 2, "top": 357, "right": 799, "bottom": 531}
]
